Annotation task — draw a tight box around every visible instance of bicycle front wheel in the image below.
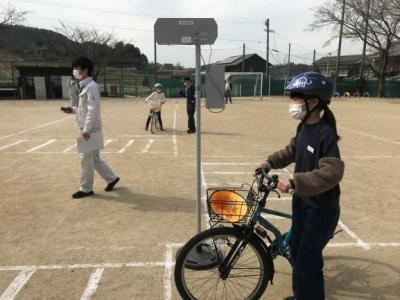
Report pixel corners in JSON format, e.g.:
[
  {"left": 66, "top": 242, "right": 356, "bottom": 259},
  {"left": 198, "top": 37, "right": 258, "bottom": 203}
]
[{"left": 174, "top": 227, "right": 272, "bottom": 300}]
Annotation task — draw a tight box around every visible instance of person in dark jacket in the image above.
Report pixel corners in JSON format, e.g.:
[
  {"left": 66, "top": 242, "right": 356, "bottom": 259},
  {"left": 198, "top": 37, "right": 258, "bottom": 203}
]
[
  {"left": 256, "top": 72, "right": 344, "bottom": 300},
  {"left": 182, "top": 77, "right": 196, "bottom": 133}
]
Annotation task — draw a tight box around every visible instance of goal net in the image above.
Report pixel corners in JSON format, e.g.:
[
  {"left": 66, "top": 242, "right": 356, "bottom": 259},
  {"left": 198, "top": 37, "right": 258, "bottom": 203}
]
[{"left": 225, "top": 72, "right": 264, "bottom": 100}]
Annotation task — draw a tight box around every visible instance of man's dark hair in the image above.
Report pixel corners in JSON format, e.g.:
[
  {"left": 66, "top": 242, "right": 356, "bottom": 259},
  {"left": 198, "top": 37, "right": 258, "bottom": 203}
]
[
  {"left": 72, "top": 56, "right": 94, "bottom": 76},
  {"left": 183, "top": 76, "right": 191, "bottom": 82}
]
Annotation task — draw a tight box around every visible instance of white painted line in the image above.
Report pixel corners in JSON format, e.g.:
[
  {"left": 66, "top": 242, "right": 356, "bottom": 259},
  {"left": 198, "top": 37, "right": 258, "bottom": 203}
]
[
  {"left": 26, "top": 139, "right": 56, "bottom": 153},
  {"left": 328, "top": 242, "right": 400, "bottom": 248},
  {"left": 163, "top": 245, "right": 174, "bottom": 300},
  {"left": 162, "top": 243, "right": 183, "bottom": 300},
  {"left": 260, "top": 214, "right": 290, "bottom": 220},
  {"left": 0, "top": 268, "right": 36, "bottom": 300},
  {"left": 202, "top": 163, "right": 259, "bottom": 166},
  {"left": 204, "top": 171, "right": 284, "bottom": 175},
  {"left": 338, "top": 220, "right": 370, "bottom": 250},
  {"left": 339, "top": 126, "right": 400, "bottom": 146},
  {"left": 121, "top": 135, "right": 166, "bottom": 138},
  {"left": 173, "top": 108, "right": 178, "bottom": 157},
  {"left": 80, "top": 268, "right": 104, "bottom": 300},
  {"left": 283, "top": 168, "right": 294, "bottom": 179},
  {"left": 342, "top": 155, "right": 400, "bottom": 159},
  {"left": 62, "top": 143, "right": 77, "bottom": 153},
  {"left": 141, "top": 139, "right": 154, "bottom": 153},
  {"left": 0, "top": 116, "right": 73, "bottom": 142},
  {"left": 104, "top": 139, "right": 115, "bottom": 147},
  {"left": 0, "top": 262, "right": 166, "bottom": 272},
  {"left": 201, "top": 165, "right": 211, "bottom": 227},
  {"left": 117, "top": 139, "right": 135, "bottom": 153},
  {"left": 0, "top": 140, "right": 26, "bottom": 151}
]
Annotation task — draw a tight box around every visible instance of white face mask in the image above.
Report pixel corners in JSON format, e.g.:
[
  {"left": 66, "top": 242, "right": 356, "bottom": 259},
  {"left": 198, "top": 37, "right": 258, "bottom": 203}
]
[
  {"left": 289, "top": 103, "right": 307, "bottom": 120},
  {"left": 72, "top": 69, "right": 81, "bottom": 80}
]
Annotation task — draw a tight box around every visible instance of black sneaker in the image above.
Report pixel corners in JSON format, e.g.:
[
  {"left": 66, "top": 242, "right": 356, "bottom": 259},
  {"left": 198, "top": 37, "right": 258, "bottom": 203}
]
[
  {"left": 187, "top": 129, "right": 196, "bottom": 134},
  {"left": 105, "top": 177, "right": 120, "bottom": 192},
  {"left": 72, "top": 191, "right": 94, "bottom": 199}
]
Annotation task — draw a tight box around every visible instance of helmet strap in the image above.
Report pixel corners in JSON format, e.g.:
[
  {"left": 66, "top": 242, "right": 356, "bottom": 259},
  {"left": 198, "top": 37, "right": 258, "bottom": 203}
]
[{"left": 301, "top": 99, "right": 318, "bottom": 123}]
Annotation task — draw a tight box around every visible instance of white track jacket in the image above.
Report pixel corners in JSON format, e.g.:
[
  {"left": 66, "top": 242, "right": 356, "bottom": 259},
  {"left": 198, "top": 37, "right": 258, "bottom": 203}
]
[{"left": 72, "top": 77, "right": 102, "bottom": 133}]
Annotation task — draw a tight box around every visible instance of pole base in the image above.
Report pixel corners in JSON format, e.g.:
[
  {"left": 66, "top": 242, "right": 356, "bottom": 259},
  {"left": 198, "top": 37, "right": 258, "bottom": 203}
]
[{"left": 177, "top": 243, "right": 221, "bottom": 270}]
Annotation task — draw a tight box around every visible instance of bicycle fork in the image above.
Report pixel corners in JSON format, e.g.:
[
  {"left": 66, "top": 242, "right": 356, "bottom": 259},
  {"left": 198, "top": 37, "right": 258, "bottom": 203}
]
[{"left": 218, "top": 238, "right": 248, "bottom": 280}]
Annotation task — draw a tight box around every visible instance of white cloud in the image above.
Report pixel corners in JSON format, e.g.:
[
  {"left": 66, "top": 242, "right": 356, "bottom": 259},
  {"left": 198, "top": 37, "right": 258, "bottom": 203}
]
[{"left": 12, "top": 0, "right": 363, "bottom": 67}]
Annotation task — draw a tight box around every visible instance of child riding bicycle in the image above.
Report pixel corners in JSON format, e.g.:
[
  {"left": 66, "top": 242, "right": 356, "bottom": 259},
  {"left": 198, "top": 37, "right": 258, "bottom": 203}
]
[{"left": 145, "top": 83, "right": 165, "bottom": 131}]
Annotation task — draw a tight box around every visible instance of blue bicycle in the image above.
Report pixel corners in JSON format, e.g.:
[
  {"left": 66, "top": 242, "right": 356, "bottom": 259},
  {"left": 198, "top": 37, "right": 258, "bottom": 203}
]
[{"left": 174, "top": 168, "right": 293, "bottom": 300}]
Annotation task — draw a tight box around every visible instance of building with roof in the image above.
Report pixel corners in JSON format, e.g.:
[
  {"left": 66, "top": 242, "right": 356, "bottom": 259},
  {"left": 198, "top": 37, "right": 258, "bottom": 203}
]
[
  {"left": 215, "top": 53, "right": 271, "bottom": 73},
  {"left": 315, "top": 54, "right": 365, "bottom": 78}
]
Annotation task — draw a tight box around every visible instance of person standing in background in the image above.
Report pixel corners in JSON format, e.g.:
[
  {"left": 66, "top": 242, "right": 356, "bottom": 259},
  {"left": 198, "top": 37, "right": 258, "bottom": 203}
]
[
  {"left": 225, "top": 78, "right": 233, "bottom": 104},
  {"left": 182, "top": 77, "right": 196, "bottom": 134},
  {"left": 68, "top": 76, "right": 80, "bottom": 107}
]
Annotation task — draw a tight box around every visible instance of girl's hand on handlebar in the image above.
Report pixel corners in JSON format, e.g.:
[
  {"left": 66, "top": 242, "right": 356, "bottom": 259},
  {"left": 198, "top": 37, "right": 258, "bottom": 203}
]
[
  {"left": 277, "top": 180, "right": 291, "bottom": 193},
  {"left": 255, "top": 160, "right": 272, "bottom": 171}
]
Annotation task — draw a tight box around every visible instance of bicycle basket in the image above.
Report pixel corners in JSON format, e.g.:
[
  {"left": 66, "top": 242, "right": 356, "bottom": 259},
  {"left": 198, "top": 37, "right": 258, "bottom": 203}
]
[{"left": 206, "top": 186, "right": 258, "bottom": 226}]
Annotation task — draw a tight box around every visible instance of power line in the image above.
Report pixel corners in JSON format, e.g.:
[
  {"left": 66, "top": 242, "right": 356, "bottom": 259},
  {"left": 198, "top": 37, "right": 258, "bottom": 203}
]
[
  {"left": 28, "top": 15, "right": 153, "bottom": 32},
  {"left": 16, "top": 0, "right": 267, "bottom": 26}
]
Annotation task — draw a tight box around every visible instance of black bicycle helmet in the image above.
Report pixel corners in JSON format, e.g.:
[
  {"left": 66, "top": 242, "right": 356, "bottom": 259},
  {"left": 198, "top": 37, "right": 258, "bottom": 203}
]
[{"left": 285, "top": 72, "right": 333, "bottom": 105}]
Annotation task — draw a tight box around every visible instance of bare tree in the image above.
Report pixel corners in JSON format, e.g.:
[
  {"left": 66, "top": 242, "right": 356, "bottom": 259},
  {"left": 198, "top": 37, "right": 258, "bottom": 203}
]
[
  {"left": 56, "top": 22, "right": 118, "bottom": 94},
  {"left": 309, "top": 0, "right": 400, "bottom": 97},
  {"left": 0, "top": 3, "right": 28, "bottom": 26}
]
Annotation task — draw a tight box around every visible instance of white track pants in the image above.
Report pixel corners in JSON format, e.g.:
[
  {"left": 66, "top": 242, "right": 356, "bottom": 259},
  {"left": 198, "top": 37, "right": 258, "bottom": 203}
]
[{"left": 80, "top": 149, "right": 117, "bottom": 193}]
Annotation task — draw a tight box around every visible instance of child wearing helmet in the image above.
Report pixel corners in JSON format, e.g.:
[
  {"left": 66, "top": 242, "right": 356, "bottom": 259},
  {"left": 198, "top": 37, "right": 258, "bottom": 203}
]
[
  {"left": 145, "top": 83, "right": 166, "bottom": 131},
  {"left": 256, "top": 72, "right": 344, "bottom": 300}
]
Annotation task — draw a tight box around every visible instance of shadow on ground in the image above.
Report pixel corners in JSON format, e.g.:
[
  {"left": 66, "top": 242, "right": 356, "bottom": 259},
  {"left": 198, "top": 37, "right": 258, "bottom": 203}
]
[
  {"left": 92, "top": 186, "right": 195, "bottom": 214},
  {"left": 325, "top": 255, "right": 400, "bottom": 299}
]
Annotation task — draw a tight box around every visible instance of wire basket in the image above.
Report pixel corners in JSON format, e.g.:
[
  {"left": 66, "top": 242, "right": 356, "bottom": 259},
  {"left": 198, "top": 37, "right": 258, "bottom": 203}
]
[{"left": 206, "top": 184, "right": 259, "bottom": 227}]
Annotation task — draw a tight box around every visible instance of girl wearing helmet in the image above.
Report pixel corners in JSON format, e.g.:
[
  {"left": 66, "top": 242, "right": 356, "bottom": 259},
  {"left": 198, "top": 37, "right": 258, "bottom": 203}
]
[
  {"left": 145, "top": 83, "right": 166, "bottom": 131},
  {"left": 256, "top": 72, "right": 344, "bottom": 300}
]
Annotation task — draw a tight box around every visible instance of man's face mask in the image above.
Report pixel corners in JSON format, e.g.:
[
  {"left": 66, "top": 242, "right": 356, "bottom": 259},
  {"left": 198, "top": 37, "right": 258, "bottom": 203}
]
[
  {"left": 73, "top": 69, "right": 82, "bottom": 80},
  {"left": 289, "top": 103, "right": 307, "bottom": 120}
]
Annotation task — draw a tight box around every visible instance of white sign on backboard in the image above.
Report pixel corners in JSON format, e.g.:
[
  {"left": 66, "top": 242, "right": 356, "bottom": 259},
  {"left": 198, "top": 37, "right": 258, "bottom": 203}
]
[{"left": 154, "top": 18, "right": 218, "bottom": 45}]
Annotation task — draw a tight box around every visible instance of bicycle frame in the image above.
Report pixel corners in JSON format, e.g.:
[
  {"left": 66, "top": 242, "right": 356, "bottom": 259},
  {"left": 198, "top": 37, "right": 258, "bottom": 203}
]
[{"left": 253, "top": 206, "right": 292, "bottom": 257}]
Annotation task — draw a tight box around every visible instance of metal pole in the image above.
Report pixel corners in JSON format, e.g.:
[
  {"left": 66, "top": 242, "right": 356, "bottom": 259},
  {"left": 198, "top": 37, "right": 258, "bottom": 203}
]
[
  {"left": 260, "top": 72, "right": 263, "bottom": 100},
  {"left": 154, "top": 31, "right": 158, "bottom": 81},
  {"left": 265, "top": 19, "right": 270, "bottom": 91},
  {"left": 313, "top": 50, "right": 316, "bottom": 71},
  {"left": 287, "top": 43, "right": 291, "bottom": 79},
  {"left": 242, "top": 43, "right": 246, "bottom": 72},
  {"left": 195, "top": 42, "right": 202, "bottom": 234},
  {"left": 268, "top": 74, "right": 271, "bottom": 96},
  {"left": 359, "top": 0, "right": 371, "bottom": 95},
  {"left": 333, "top": 0, "right": 346, "bottom": 95}
]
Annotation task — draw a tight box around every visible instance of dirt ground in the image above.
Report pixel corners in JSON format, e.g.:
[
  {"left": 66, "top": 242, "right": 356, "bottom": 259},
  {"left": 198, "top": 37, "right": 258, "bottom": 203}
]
[{"left": 0, "top": 96, "right": 399, "bottom": 299}]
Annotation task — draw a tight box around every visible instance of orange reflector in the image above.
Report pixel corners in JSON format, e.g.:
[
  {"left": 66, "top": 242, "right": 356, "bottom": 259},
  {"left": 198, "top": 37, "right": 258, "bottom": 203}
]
[{"left": 209, "top": 190, "right": 248, "bottom": 223}]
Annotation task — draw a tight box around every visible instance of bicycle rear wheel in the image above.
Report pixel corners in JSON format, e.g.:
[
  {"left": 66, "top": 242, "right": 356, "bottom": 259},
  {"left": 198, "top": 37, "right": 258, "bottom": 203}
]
[{"left": 174, "top": 227, "right": 272, "bottom": 300}]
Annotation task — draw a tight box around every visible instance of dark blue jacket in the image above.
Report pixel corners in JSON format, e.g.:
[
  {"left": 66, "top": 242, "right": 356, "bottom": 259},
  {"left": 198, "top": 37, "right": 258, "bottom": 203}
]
[{"left": 180, "top": 84, "right": 196, "bottom": 111}]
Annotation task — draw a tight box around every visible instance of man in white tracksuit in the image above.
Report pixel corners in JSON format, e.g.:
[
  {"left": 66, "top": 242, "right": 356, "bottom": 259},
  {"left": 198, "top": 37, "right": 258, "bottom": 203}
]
[{"left": 62, "top": 57, "right": 119, "bottom": 199}]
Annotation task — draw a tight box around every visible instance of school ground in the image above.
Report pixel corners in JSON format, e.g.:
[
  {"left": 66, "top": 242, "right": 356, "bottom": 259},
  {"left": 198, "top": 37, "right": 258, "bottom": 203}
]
[{"left": 0, "top": 96, "right": 399, "bottom": 300}]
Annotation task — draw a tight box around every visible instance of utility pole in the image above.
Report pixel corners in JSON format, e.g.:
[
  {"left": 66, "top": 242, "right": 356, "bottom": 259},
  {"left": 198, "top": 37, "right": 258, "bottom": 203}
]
[
  {"left": 287, "top": 43, "right": 291, "bottom": 79},
  {"left": 242, "top": 43, "right": 246, "bottom": 72},
  {"left": 359, "top": 0, "right": 371, "bottom": 95},
  {"left": 333, "top": 0, "right": 346, "bottom": 95},
  {"left": 313, "top": 49, "right": 316, "bottom": 71},
  {"left": 265, "top": 19, "right": 270, "bottom": 95},
  {"left": 154, "top": 31, "right": 157, "bottom": 81}
]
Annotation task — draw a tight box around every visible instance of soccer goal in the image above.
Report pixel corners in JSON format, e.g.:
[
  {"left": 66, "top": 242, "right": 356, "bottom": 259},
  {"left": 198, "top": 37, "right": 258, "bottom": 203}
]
[{"left": 225, "top": 72, "right": 264, "bottom": 100}]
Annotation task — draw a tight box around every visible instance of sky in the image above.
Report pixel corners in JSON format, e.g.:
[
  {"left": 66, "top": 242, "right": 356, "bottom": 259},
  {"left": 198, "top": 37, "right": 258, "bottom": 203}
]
[{"left": 10, "top": 0, "right": 363, "bottom": 67}]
